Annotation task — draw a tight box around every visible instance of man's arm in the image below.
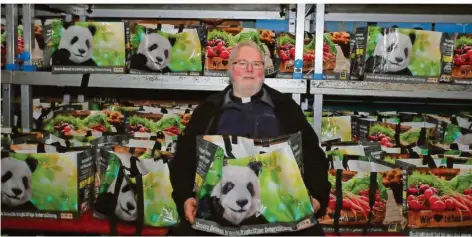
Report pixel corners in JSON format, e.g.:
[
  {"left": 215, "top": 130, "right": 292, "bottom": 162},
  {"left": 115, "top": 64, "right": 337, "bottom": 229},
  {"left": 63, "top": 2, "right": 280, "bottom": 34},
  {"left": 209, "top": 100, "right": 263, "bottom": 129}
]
[{"left": 295, "top": 105, "right": 331, "bottom": 218}]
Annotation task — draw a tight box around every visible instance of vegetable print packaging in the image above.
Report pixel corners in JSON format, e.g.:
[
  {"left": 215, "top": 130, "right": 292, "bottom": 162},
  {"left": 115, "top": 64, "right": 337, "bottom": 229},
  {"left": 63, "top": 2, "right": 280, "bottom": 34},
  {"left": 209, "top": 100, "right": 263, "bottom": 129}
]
[
  {"left": 193, "top": 133, "right": 316, "bottom": 235},
  {"left": 319, "top": 151, "right": 406, "bottom": 233},
  {"left": 396, "top": 156, "right": 472, "bottom": 234},
  {"left": 94, "top": 144, "right": 179, "bottom": 232},
  {"left": 204, "top": 27, "right": 276, "bottom": 77}
]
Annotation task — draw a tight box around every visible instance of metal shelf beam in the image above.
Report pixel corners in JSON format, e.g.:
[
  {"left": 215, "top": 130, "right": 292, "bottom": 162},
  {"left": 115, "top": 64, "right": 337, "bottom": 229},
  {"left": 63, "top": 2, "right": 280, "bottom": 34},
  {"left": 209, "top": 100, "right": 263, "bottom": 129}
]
[
  {"left": 46, "top": 4, "right": 286, "bottom": 20},
  {"left": 310, "top": 80, "right": 472, "bottom": 100},
  {"left": 6, "top": 72, "right": 307, "bottom": 94},
  {"left": 324, "top": 13, "right": 472, "bottom": 23}
]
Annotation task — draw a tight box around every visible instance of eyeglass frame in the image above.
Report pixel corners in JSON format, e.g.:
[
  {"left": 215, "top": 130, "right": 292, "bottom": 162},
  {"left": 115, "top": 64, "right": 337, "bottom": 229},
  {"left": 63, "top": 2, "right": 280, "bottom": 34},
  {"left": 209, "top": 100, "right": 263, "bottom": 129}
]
[{"left": 232, "top": 60, "right": 265, "bottom": 70}]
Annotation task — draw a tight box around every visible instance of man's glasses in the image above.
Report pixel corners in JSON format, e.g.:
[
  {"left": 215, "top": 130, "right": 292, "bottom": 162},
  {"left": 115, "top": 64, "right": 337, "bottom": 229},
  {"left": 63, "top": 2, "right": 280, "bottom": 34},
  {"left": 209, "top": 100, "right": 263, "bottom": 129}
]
[{"left": 232, "top": 60, "right": 265, "bottom": 70}]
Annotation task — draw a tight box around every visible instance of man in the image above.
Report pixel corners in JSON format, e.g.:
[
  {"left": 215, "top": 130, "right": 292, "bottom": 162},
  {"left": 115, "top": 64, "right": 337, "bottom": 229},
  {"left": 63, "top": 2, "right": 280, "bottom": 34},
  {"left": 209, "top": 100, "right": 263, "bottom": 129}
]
[{"left": 169, "top": 41, "right": 330, "bottom": 236}]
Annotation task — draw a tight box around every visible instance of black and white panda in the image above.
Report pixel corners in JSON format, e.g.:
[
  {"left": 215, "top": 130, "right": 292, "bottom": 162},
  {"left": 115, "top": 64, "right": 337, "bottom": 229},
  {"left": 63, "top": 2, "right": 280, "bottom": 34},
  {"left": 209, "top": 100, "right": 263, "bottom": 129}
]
[
  {"left": 1, "top": 156, "right": 38, "bottom": 210},
  {"left": 197, "top": 161, "right": 267, "bottom": 226},
  {"left": 51, "top": 23, "right": 97, "bottom": 66},
  {"left": 129, "top": 32, "right": 175, "bottom": 73},
  {"left": 365, "top": 28, "right": 416, "bottom": 75},
  {"left": 95, "top": 175, "right": 138, "bottom": 222}
]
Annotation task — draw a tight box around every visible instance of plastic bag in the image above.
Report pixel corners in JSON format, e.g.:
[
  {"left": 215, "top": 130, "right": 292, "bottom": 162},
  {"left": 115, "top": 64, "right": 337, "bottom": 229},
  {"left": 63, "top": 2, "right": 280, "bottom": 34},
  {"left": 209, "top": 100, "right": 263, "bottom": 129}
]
[{"left": 193, "top": 133, "right": 316, "bottom": 235}]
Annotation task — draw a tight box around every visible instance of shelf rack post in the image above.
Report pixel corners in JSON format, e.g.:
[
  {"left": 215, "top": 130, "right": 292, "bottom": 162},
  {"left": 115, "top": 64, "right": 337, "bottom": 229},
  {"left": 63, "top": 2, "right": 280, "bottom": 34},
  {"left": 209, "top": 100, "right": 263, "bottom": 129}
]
[
  {"left": 312, "top": 3, "right": 325, "bottom": 137},
  {"left": 2, "top": 4, "right": 18, "bottom": 133},
  {"left": 288, "top": 4, "right": 306, "bottom": 105},
  {"left": 21, "top": 4, "right": 34, "bottom": 132}
]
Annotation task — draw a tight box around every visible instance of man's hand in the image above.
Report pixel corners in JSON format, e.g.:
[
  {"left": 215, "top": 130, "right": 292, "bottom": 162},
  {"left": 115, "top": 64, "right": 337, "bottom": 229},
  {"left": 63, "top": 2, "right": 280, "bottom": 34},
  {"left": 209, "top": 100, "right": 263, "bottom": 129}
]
[
  {"left": 311, "top": 197, "right": 320, "bottom": 213},
  {"left": 184, "top": 198, "right": 197, "bottom": 224}
]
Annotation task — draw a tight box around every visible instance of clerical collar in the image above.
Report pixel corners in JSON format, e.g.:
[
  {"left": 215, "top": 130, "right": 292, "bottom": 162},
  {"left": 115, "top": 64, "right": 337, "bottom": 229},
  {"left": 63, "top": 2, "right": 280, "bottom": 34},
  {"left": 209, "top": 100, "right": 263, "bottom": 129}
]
[{"left": 223, "top": 87, "right": 274, "bottom": 108}]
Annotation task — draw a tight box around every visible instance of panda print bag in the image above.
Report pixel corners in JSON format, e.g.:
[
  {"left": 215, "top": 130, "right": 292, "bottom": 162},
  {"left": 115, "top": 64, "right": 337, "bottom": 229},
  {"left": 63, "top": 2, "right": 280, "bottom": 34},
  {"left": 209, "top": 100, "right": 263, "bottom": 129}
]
[
  {"left": 94, "top": 143, "right": 179, "bottom": 235},
  {"left": 192, "top": 132, "right": 316, "bottom": 236}
]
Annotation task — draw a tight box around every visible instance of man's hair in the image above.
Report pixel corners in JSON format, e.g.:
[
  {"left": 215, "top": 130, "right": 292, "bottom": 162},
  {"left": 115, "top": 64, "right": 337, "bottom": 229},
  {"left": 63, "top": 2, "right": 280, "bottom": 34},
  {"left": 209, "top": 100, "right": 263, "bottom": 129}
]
[{"left": 227, "top": 41, "right": 265, "bottom": 82}]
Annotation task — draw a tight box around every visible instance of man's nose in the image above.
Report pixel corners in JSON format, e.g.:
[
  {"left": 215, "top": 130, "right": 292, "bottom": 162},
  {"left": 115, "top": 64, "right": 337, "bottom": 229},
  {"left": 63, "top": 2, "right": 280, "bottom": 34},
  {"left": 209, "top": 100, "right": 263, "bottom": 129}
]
[{"left": 246, "top": 63, "right": 254, "bottom": 72}]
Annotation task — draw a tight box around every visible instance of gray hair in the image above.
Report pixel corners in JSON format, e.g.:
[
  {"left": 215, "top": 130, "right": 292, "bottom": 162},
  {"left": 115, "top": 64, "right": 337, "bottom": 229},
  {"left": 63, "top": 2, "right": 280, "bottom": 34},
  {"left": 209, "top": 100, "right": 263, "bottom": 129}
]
[{"left": 227, "top": 41, "right": 265, "bottom": 82}]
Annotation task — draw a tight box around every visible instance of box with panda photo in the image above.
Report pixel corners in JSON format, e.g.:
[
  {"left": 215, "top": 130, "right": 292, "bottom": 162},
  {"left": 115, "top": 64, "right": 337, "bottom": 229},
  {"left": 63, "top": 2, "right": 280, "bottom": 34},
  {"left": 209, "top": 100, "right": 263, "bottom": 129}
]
[
  {"left": 192, "top": 133, "right": 316, "bottom": 235},
  {"left": 204, "top": 27, "right": 277, "bottom": 78},
  {"left": 127, "top": 20, "right": 203, "bottom": 75},
  {"left": 356, "top": 26, "right": 448, "bottom": 83},
  {"left": 48, "top": 20, "right": 127, "bottom": 74},
  {"left": 1, "top": 145, "right": 95, "bottom": 220}
]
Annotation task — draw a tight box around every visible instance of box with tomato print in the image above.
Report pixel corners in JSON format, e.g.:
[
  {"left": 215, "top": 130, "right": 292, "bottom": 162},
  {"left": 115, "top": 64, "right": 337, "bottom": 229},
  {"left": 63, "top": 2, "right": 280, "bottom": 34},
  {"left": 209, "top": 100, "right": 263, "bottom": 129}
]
[
  {"left": 403, "top": 160, "right": 472, "bottom": 230},
  {"left": 204, "top": 27, "right": 276, "bottom": 77},
  {"left": 451, "top": 34, "right": 472, "bottom": 84},
  {"left": 318, "top": 155, "right": 406, "bottom": 233},
  {"left": 274, "top": 32, "right": 315, "bottom": 79},
  {"left": 322, "top": 32, "right": 352, "bottom": 80}
]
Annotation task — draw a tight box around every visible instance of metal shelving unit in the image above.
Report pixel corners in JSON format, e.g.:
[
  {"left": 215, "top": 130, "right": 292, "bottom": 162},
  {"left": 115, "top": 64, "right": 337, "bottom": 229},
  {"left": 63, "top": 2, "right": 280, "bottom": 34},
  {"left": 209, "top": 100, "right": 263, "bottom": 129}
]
[{"left": 1, "top": 3, "right": 472, "bottom": 139}]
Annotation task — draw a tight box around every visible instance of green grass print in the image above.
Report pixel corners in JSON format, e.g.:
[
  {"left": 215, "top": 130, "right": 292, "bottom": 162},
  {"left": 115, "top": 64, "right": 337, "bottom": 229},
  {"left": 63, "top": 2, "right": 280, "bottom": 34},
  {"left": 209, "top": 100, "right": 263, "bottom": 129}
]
[
  {"left": 50, "top": 21, "right": 126, "bottom": 67},
  {"left": 366, "top": 26, "right": 442, "bottom": 77},
  {"left": 9, "top": 153, "right": 80, "bottom": 212},
  {"left": 198, "top": 148, "right": 313, "bottom": 223},
  {"left": 131, "top": 25, "right": 202, "bottom": 72}
]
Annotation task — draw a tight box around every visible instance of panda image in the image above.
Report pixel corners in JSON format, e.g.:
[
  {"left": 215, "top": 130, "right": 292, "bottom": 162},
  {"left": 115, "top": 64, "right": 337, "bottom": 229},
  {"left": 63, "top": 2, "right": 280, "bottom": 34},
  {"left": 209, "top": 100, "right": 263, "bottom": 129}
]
[
  {"left": 197, "top": 161, "right": 268, "bottom": 226},
  {"left": 51, "top": 23, "right": 97, "bottom": 66},
  {"left": 1, "top": 156, "right": 38, "bottom": 211},
  {"left": 95, "top": 175, "right": 138, "bottom": 222},
  {"left": 365, "top": 29, "right": 416, "bottom": 76},
  {"left": 129, "top": 32, "right": 175, "bottom": 73}
]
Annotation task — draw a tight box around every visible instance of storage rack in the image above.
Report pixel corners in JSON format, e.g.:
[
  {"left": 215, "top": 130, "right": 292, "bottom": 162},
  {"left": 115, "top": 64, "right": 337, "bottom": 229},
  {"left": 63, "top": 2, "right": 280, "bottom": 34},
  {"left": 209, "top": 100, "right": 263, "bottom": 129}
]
[{"left": 1, "top": 3, "right": 472, "bottom": 236}]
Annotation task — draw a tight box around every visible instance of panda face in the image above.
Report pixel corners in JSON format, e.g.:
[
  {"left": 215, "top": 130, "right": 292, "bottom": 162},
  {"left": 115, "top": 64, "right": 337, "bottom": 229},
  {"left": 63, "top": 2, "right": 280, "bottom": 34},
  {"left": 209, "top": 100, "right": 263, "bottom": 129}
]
[
  {"left": 373, "top": 30, "right": 415, "bottom": 73},
  {"left": 211, "top": 162, "right": 262, "bottom": 225},
  {"left": 1, "top": 157, "right": 38, "bottom": 207},
  {"left": 108, "top": 177, "right": 137, "bottom": 221},
  {"left": 137, "top": 33, "right": 172, "bottom": 71},
  {"left": 59, "top": 25, "right": 96, "bottom": 64}
]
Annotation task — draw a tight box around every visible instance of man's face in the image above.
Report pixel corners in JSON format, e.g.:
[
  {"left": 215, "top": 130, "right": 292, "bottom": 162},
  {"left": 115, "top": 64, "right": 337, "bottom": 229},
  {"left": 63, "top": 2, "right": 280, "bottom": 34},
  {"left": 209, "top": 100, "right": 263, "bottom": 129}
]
[{"left": 230, "top": 46, "right": 265, "bottom": 97}]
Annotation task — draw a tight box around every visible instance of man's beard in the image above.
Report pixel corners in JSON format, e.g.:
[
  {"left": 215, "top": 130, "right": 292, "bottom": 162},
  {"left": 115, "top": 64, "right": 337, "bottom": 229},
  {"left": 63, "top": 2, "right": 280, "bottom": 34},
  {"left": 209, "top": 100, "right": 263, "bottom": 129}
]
[{"left": 230, "top": 76, "right": 263, "bottom": 97}]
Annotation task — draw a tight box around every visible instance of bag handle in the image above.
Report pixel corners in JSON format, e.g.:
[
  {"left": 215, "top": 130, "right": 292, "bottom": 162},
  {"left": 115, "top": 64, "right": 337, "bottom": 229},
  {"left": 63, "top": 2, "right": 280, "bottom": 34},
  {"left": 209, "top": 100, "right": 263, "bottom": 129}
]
[
  {"left": 222, "top": 135, "right": 236, "bottom": 159},
  {"left": 135, "top": 175, "right": 145, "bottom": 235},
  {"left": 422, "top": 154, "right": 437, "bottom": 168},
  {"left": 109, "top": 166, "right": 125, "bottom": 236},
  {"left": 333, "top": 169, "right": 343, "bottom": 236},
  {"left": 363, "top": 173, "right": 378, "bottom": 235}
]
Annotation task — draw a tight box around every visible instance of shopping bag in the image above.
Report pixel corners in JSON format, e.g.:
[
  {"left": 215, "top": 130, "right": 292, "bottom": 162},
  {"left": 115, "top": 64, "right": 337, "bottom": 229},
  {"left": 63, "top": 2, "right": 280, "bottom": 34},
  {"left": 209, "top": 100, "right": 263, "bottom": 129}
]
[
  {"left": 192, "top": 132, "right": 316, "bottom": 236},
  {"left": 94, "top": 142, "right": 179, "bottom": 235},
  {"left": 2, "top": 139, "right": 95, "bottom": 220},
  {"left": 318, "top": 147, "right": 406, "bottom": 234},
  {"left": 397, "top": 154, "right": 472, "bottom": 235}
]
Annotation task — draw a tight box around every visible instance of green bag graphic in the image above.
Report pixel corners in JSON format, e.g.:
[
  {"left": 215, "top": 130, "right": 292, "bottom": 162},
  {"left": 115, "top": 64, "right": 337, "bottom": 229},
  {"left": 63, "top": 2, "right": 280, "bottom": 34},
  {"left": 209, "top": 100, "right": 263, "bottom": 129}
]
[
  {"left": 1, "top": 142, "right": 95, "bottom": 220},
  {"left": 192, "top": 133, "right": 316, "bottom": 235}
]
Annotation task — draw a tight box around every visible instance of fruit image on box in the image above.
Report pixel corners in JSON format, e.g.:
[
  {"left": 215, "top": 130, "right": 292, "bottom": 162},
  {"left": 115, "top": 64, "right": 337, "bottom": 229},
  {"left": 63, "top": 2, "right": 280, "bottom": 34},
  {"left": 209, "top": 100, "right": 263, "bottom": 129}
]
[
  {"left": 406, "top": 168, "right": 472, "bottom": 229},
  {"left": 451, "top": 34, "right": 472, "bottom": 84},
  {"left": 274, "top": 32, "right": 314, "bottom": 78},
  {"left": 204, "top": 28, "right": 276, "bottom": 77},
  {"left": 50, "top": 21, "right": 127, "bottom": 74},
  {"left": 128, "top": 20, "right": 203, "bottom": 75},
  {"left": 322, "top": 32, "right": 351, "bottom": 80}
]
